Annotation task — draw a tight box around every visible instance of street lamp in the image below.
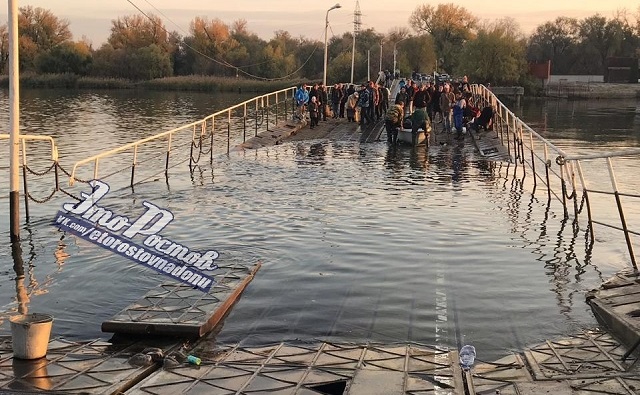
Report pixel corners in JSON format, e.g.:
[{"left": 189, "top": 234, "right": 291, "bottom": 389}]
[
  {"left": 392, "top": 35, "right": 412, "bottom": 78},
  {"left": 323, "top": 3, "right": 341, "bottom": 86}
]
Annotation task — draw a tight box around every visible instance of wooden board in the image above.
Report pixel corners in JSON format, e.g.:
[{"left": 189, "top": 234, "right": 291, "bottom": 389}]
[{"left": 102, "top": 262, "right": 261, "bottom": 337}]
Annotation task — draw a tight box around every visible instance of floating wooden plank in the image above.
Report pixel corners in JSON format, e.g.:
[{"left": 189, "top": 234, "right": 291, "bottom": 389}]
[{"left": 102, "top": 262, "right": 261, "bottom": 337}]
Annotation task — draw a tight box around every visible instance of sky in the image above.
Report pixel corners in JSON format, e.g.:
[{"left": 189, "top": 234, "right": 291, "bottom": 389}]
[{"left": 1, "top": 0, "right": 639, "bottom": 46}]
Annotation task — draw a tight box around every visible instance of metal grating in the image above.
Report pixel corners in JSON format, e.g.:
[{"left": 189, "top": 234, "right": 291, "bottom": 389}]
[
  {"left": 523, "top": 329, "right": 638, "bottom": 381},
  {"left": 0, "top": 336, "right": 180, "bottom": 394},
  {"left": 471, "top": 129, "right": 510, "bottom": 161},
  {"left": 130, "top": 342, "right": 464, "bottom": 394},
  {"left": 466, "top": 353, "right": 531, "bottom": 395},
  {"left": 102, "top": 262, "right": 261, "bottom": 337}
]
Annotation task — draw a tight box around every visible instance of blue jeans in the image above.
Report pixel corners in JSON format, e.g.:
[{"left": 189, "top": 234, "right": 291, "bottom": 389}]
[{"left": 443, "top": 110, "right": 452, "bottom": 132}]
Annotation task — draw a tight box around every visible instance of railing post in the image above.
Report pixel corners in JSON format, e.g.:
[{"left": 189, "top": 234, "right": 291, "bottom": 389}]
[
  {"left": 576, "top": 161, "right": 595, "bottom": 245},
  {"left": 607, "top": 157, "right": 637, "bottom": 269},
  {"left": 166, "top": 133, "right": 172, "bottom": 173},
  {"left": 54, "top": 160, "right": 59, "bottom": 192},
  {"left": 131, "top": 145, "right": 137, "bottom": 187},
  {"left": 275, "top": 92, "right": 279, "bottom": 126},
  {"left": 255, "top": 99, "right": 259, "bottom": 137},
  {"left": 529, "top": 131, "right": 536, "bottom": 191},
  {"left": 227, "top": 122, "right": 231, "bottom": 155},
  {"left": 499, "top": 106, "right": 505, "bottom": 144},
  {"left": 505, "top": 112, "right": 511, "bottom": 158},
  {"left": 189, "top": 138, "right": 195, "bottom": 168},
  {"left": 243, "top": 103, "right": 247, "bottom": 142},
  {"left": 21, "top": 140, "right": 29, "bottom": 221},
  {"left": 291, "top": 89, "right": 296, "bottom": 119},
  {"left": 543, "top": 144, "right": 551, "bottom": 202},
  {"left": 559, "top": 163, "right": 569, "bottom": 219},
  {"left": 210, "top": 116, "right": 215, "bottom": 163}
]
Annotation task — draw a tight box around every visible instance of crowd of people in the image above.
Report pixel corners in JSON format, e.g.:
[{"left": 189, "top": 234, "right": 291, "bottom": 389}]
[
  {"left": 385, "top": 75, "right": 494, "bottom": 145},
  {"left": 293, "top": 75, "right": 494, "bottom": 145},
  {"left": 294, "top": 81, "right": 391, "bottom": 129}
]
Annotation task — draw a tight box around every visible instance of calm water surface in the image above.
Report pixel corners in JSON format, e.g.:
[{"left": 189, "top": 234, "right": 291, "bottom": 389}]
[{"left": 0, "top": 91, "right": 639, "bottom": 361}]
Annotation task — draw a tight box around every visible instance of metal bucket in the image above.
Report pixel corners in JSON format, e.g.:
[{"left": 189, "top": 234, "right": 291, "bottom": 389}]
[{"left": 9, "top": 313, "right": 54, "bottom": 360}]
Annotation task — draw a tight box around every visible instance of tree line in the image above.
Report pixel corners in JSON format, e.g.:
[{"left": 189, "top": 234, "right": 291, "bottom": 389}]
[{"left": 0, "top": 4, "right": 639, "bottom": 86}]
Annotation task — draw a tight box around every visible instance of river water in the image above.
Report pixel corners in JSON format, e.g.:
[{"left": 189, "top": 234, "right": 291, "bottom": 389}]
[{"left": 0, "top": 90, "right": 639, "bottom": 361}]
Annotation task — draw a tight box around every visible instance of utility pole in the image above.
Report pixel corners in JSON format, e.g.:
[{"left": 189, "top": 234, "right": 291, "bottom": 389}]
[
  {"left": 8, "top": 0, "right": 20, "bottom": 242},
  {"left": 367, "top": 50, "right": 370, "bottom": 81},
  {"left": 350, "top": 0, "right": 361, "bottom": 84},
  {"left": 379, "top": 41, "right": 383, "bottom": 73}
]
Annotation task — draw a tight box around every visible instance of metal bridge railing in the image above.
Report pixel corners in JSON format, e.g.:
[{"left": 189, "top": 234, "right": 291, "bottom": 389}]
[
  {"left": 471, "top": 84, "right": 639, "bottom": 270},
  {"left": 68, "top": 86, "right": 298, "bottom": 186},
  {"left": 0, "top": 133, "right": 61, "bottom": 220}
]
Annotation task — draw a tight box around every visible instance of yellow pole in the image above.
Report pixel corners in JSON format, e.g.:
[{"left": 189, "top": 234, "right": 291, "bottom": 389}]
[{"left": 9, "top": 0, "right": 21, "bottom": 242}]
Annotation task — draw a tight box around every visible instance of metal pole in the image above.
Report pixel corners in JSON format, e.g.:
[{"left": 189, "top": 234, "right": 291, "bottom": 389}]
[
  {"left": 323, "top": 4, "right": 341, "bottom": 86},
  {"left": 8, "top": 0, "right": 20, "bottom": 242},
  {"left": 379, "top": 41, "right": 383, "bottom": 73},
  {"left": 393, "top": 43, "right": 397, "bottom": 78},
  {"left": 350, "top": 31, "right": 356, "bottom": 84},
  {"left": 367, "top": 50, "right": 370, "bottom": 81},
  {"left": 323, "top": 10, "right": 329, "bottom": 86},
  {"left": 607, "top": 157, "right": 637, "bottom": 269}
]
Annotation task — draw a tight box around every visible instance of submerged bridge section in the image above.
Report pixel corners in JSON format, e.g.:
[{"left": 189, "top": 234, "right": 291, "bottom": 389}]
[{"left": 3, "top": 82, "right": 640, "bottom": 394}]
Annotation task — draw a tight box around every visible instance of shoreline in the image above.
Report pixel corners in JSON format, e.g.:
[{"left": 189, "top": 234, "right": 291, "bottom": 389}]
[
  {"left": 541, "top": 81, "right": 640, "bottom": 99},
  {"left": 0, "top": 74, "right": 304, "bottom": 93}
]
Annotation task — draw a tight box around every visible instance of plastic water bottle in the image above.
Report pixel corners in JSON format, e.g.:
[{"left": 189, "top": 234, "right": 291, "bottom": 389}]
[
  {"left": 187, "top": 355, "right": 201, "bottom": 365},
  {"left": 459, "top": 345, "right": 476, "bottom": 371}
]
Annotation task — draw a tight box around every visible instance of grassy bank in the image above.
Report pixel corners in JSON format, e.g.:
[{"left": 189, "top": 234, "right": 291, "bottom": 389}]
[
  {"left": 141, "top": 75, "right": 304, "bottom": 93},
  {"left": 0, "top": 73, "right": 305, "bottom": 93}
]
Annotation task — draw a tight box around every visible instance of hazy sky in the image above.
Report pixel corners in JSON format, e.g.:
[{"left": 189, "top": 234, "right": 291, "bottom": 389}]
[{"left": 2, "top": 0, "right": 639, "bottom": 46}]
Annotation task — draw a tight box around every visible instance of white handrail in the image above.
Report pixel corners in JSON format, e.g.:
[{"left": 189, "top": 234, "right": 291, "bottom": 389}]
[
  {"left": 0, "top": 133, "right": 58, "bottom": 161},
  {"left": 68, "top": 86, "right": 297, "bottom": 185}
]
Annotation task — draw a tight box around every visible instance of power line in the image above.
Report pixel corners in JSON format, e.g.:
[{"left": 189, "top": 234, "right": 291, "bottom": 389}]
[{"left": 125, "top": 0, "right": 323, "bottom": 81}]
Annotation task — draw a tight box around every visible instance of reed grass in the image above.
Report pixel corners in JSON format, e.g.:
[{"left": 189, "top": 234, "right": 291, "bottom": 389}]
[
  {"left": 0, "top": 73, "right": 305, "bottom": 92},
  {"left": 140, "top": 75, "right": 305, "bottom": 93},
  {"left": 0, "top": 73, "right": 133, "bottom": 89}
]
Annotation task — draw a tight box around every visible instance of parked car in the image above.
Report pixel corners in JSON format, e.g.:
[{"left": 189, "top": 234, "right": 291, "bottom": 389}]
[{"left": 436, "top": 73, "right": 451, "bottom": 83}]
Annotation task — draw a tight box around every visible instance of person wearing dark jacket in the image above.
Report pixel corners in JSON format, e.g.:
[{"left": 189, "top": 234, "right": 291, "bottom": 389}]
[
  {"left": 331, "top": 84, "right": 343, "bottom": 119},
  {"left": 319, "top": 84, "right": 329, "bottom": 121},
  {"left": 413, "top": 85, "right": 430, "bottom": 111},
  {"left": 308, "top": 96, "right": 320, "bottom": 128},
  {"left": 385, "top": 100, "right": 404, "bottom": 144},
  {"left": 395, "top": 87, "right": 409, "bottom": 115}
]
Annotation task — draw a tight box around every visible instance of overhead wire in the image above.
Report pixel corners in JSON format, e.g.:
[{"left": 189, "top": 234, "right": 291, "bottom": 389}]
[{"left": 126, "top": 0, "right": 326, "bottom": 81}]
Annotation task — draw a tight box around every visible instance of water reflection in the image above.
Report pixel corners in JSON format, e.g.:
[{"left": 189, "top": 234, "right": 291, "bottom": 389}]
[
  {"left": 11, "top": 358, "right": 53, "bottom": 391},
  {"left": 1, "top": 91, "right": 639, "bottom": 359},
  {"left": 12, "top": 242, "right": 29, "bottom": 315},
  {"left": 295, "top": 142, "right": 328, "bottom": 165}
]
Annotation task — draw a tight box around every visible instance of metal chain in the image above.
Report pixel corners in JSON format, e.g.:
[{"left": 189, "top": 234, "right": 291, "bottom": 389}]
[
  {"left": 190, "top": 141, "right": 203, "bottom": 164},
  {"left": 56, "top": 163, "right": 90, "bottom": 184},
  {"left": 561, "top": 178, "right": 577, "bottom": 200},
  {"left": 575, "top": 191, "right": 587, "bottom": 215},
  {"left": 25, "top": 162, "right": 56, "bottom": 176},
  {"left": 58, "top": 187, "right": 81, "bottom": 201},
  {"left": 27, "top": 189, "right": 57, "bottom": 204}
]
